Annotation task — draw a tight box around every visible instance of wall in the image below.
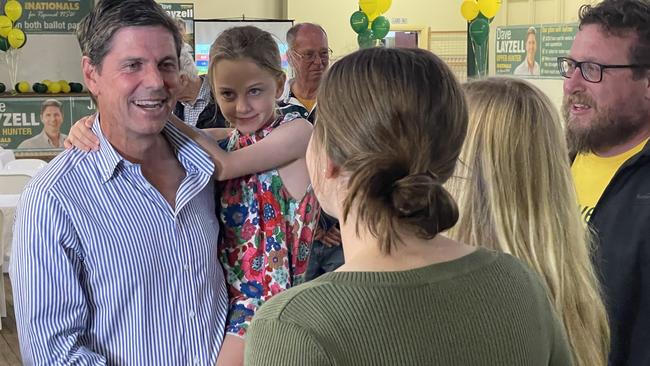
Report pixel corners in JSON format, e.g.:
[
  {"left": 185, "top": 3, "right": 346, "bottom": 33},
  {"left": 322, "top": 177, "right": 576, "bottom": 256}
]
[
  {"left": 287, "top": 0, "right": 598, "bottom": 113},
  {"left": 163, "top": 0, "right": 284, "bottom": 19},
  {"left": 287, "top": 0, "right": 467, "bottom": 56},
  {"left": 0, "top": 0, "right": 284, "bottom": 90},
  {"left": 0, "top": 34, "right": 84, "bottom": 89}
]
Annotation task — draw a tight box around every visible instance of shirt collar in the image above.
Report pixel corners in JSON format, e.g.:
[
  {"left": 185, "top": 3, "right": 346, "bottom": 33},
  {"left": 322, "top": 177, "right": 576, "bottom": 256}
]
[{"left": 91, "top": 114, "right": 214, "bottom": 183}]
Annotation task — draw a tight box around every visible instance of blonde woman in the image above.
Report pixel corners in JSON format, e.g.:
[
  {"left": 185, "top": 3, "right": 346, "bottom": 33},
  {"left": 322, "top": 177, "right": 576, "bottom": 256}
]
[{"left": 446, "top": 77, "right": 609, "bottom": 366}]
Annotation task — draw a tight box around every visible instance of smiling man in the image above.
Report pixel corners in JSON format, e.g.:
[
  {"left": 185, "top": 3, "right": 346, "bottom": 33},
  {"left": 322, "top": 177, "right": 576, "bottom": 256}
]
[
  {"left": 17, "top": 99, "right": 67, "bottom": 149},
  {"left": 561, "top": 0, "right": 650, "bottom": 364},
  {"left": 10, "top": 0, "right": 227, "bottom": 364},
  {"left": 513, "top": 27, "right": 540, "bottom": 76}
]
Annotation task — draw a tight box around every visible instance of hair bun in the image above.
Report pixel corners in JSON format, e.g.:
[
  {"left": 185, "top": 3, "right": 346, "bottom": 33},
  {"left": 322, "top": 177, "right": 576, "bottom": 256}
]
[
  {"left": 392, "top": 172, "right": 439, "bottom": 216},
  {"left": 391, "top": 171, "right": 459, "bottom": 237}
]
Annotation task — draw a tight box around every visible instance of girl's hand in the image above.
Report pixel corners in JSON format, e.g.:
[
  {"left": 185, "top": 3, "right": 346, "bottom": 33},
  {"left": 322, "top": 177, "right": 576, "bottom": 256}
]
[{"left": 64, "top": 114, "right": 99, "bottom": 152}]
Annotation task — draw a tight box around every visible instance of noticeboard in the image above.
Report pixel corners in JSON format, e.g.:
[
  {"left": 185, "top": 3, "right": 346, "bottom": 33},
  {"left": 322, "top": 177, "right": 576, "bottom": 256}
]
[
  {"left": 12, "top": 0, "right": 94, "bottom": 34},
  {"left": 495, "top": 23, "right": 578, "bottom": 78},
  {"left": 0, "top": 94, "right": 95, "bottom": 154},
  {"left": 160, "top": 3, "right": 194, "bottom": 56}
]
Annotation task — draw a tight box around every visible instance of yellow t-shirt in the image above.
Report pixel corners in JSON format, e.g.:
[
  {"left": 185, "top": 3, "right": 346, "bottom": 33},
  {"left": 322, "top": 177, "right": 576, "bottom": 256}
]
[
  {"left": 296, "top": 96, "right": 316, "bottom": 113},
  {"left": 572, "top": 139, "right": 648, "bottom": 223}
]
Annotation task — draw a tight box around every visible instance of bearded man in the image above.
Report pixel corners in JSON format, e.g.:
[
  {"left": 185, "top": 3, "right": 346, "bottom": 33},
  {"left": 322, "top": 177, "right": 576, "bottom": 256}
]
[{"left": 560, "top": 1, "right": 650, "bottom": 365}]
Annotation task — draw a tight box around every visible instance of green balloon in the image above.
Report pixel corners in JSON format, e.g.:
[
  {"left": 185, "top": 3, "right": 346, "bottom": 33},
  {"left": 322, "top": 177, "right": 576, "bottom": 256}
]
[
  {"left": 69, "top": 82, "right": 84, "bottom": 93},
  {"left": 477, "top": 11, "right": 493, "bottom": 23},
  {"left": 0, "top": 37, "right": 8, "bottom": 52},
  {"left": 357, "top": 29, "right": 375, "bottom": 49},
  {"left": 32, "top": 82, "right": 47, "bottom": 94},
  {"left": 469, "top": 18, "right": 490, "bottom": 45},
  {"left": 371, "top": 16, "right": 391, "bottom": 39},
  {"left": 350, "top": 11, "right": 369, "bottom": 34}
]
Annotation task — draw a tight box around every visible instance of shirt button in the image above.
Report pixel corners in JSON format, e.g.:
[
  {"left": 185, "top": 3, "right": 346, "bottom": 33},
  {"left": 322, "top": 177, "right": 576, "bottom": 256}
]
[
  {"left": 189, "top": 311, "right": 195, "bottom": 318},
  {"left": 183, "top": 264, "right": 190, "bottom": 271}
]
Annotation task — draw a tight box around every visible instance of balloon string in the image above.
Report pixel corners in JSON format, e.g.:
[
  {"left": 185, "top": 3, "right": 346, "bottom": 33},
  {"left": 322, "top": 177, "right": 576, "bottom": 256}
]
[
  {"left": 470, "top": 41, "right": 487, "bottom": 78},
  {"left": 12, "top": 51, "right": 19, "bottom": 88}
]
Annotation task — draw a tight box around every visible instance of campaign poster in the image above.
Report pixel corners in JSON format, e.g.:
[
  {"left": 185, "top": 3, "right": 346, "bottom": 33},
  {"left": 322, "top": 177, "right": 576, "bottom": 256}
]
[
  {"left": 160, "top": 3, "right": 195, "bottom": 57},
  {"left": 12, "top": 0, "right": 94, "bottom": 34},
  {"left": 495, "top": 23, "right": 577, "bottom": 78},
  {"left": 0, "top": 95, "right": 94, "bottom": 152}
]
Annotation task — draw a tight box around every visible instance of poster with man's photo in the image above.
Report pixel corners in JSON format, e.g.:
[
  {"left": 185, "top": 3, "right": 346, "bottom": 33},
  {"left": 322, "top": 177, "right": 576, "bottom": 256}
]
[
  {"left": 0, "top": 96, "right": 95, "bottom": 152},
  {"left": 160, "top": 3, "right": 195, "bottom": 57},
  {"left": 495, "top": 23, "right": 577, "bottom": 78}
]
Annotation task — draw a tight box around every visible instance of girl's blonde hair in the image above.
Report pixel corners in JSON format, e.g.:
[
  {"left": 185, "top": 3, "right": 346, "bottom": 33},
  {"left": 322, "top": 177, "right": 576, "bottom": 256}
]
[{"left": 446, "top": 77, "right": 610, "bottom": 366}]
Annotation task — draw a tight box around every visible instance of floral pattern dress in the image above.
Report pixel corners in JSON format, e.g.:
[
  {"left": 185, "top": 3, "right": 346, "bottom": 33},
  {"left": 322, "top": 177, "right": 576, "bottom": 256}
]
[{"left": 219, "top": 112, "right": 319, "bottom": 337}]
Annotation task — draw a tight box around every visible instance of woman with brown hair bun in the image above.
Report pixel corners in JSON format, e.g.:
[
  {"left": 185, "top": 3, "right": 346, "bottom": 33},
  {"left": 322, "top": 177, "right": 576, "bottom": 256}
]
[{"left": 244, "top": 48, "right": 572, "bottom": 366}]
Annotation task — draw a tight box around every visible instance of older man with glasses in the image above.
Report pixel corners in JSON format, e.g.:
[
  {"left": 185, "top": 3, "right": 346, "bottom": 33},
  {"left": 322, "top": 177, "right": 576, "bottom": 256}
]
[
  {"left": 560, "top": 0, "right": 650, "bottom": 365},
  {"left": 278, "top": 23, "right": 343, "bottom": 281},
  {"left": 279, "top": 23, "right": 332, "bottom": 122}
]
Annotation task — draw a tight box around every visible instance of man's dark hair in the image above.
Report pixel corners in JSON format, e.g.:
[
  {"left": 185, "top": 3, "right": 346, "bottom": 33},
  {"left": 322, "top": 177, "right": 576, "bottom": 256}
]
[
  {"left": 579, "top": 0, "right": 650, "bottom": 78},
  {"left": 76, "top": 0, "right": 182, "bottom": 70}
]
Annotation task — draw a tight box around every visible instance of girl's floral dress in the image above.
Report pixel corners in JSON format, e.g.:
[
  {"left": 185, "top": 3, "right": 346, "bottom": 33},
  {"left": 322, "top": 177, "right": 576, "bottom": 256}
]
[{"left": 219, "top": 112, "right": 319, "bottom": 337}]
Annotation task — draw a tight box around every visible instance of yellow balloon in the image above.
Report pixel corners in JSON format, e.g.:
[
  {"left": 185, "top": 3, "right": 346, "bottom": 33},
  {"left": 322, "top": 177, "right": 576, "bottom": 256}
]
[
  {"left": 48, "top": 82, "right": 61, "bottom": 94},
  {"left": 359, "top": 0, "right": 379, "bottom": 17},
  {"left": 367, "top": 11, "right": 381, "bottom": 22},
  {"left": 4, "top": 1, "right": 23, "bottom": 22},
  {"left": 17, "top": 81, "right": 29, "bottom": 93},
  {"left": 60, "top": 82, "right": 71, "bottom": 93},
  {"left": 377, "top": 0, "right": 392, "bottom": 14},
  {"left": 0, "top": 16, "right": 11, "bottom": 38},
  {"left": 460, "top": 0, "right": 480, "bottom": 21},
  {"left": 478, "top": 0, "right": 501, "bottom": 18},
  {"left": 7, "top": 28, "right": 25, "bottom": 49}
]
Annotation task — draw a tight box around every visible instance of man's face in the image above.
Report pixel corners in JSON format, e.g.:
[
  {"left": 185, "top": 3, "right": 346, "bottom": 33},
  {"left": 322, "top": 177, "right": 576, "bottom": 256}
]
[
  {"left": 563, "top": 24, "right": 650, "bottom": 154},
  {"left": 525, "top": 33, "right": 537, "bottom": 63},
  {"left": 290, "top": 26, "right": 329, "bottom": 84},
  {"left": 41, "top": 105, "right": 63, "bottom": 136},
  {"left": 83, "top": 26, "right": 180, "bottom": 139}
]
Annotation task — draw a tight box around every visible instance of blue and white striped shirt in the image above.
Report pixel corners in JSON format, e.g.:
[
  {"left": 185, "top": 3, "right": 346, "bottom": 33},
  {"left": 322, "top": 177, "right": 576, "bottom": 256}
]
[{"left": 10, "top": 117, "right": 228, "bottom": 365}]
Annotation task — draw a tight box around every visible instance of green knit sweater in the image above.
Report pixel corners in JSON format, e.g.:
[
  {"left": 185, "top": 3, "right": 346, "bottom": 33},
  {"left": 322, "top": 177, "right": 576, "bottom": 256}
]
[{"left": 244, "top": 248, "right": 572, "bottom": 366}]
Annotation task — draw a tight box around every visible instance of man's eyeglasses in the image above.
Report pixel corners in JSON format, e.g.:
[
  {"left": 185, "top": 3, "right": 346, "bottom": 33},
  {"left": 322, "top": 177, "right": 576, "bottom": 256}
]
[
  {"left": 291, "top": 48, "right": 333, "bottom": 63},
  {"left": 557, "top": 56, "right": 650, "bottom": 83}
]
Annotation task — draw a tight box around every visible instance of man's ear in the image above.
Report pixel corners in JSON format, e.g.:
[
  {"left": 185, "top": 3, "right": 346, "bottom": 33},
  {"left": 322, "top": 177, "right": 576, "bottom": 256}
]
[
  {"left": 275, "top": 73, "right": 287, "bottom": 99},
  {"left": 82, "top": 56, "right": 100, "bottom": 96}
]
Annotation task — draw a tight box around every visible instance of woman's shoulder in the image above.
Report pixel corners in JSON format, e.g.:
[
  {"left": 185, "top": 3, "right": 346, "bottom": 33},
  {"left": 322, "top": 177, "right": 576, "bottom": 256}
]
[{"left": 253, "top": 280, "right": 331, "bottom": 323}]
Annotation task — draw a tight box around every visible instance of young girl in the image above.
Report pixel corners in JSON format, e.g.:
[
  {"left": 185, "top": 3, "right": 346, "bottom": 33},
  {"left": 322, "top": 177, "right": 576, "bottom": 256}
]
[{"left": 67, "top": 26, "right": 319, "bottom": 365}]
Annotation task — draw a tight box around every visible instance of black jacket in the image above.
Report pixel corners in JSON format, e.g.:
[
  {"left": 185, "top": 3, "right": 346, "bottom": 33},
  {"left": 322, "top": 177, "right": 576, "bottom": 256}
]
[{"left": 585, "top": 141, "right": 650, "bottom": 366}]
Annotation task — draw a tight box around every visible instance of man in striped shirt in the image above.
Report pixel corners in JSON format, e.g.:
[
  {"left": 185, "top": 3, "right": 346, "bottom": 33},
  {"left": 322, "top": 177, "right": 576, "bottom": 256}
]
[{"left": 10, "top": 1, "right": 228, "bottom": 364}]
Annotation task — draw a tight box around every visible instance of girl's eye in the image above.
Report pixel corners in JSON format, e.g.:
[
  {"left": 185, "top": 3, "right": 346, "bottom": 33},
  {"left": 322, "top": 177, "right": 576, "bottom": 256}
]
[
  {"left": 249, "top": 88, "right": 262, "bottom": 96},
  {"left": 221, "top": 91, "right": 234, "bottom": 100}
]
